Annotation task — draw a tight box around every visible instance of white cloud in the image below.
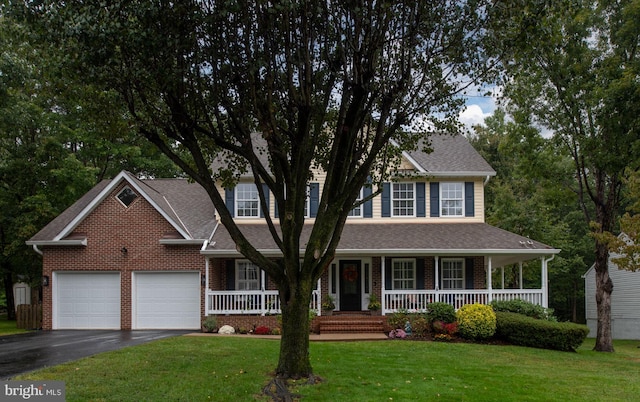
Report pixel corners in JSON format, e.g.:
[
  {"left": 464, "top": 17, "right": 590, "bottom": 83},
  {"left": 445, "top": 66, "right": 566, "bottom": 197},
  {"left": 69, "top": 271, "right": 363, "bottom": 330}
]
[{"left": 459, "top": 104, "right": 492, "bottom": 129}]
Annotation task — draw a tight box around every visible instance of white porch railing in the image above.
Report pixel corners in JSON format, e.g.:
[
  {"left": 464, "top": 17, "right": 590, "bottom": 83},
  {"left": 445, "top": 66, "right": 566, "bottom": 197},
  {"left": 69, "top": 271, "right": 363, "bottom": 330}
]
[
  {"left": 206, "top": 289, "right": 321, "bottom": 316},
  {"left": 206, "top": 288, "right": 542, "bottom": 315},
  {"left": 383, "top": 289, "right": 543, "bottom": 314}
]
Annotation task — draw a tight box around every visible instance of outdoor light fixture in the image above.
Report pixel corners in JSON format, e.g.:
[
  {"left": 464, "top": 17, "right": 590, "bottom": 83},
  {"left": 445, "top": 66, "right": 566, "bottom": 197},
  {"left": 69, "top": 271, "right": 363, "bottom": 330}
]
[
  {"left": 42, "top": 276, "right": 49, "bottom": 287},
  {"left": 121, "top": 247, "right": 128, "bottom": 254}
]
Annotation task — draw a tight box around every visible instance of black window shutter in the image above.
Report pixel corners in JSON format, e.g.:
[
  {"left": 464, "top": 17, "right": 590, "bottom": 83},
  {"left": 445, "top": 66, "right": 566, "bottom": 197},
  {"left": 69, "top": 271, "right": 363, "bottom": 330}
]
[
  {"left": 310, "top": 183, "right": 320, "bottom": 217},
  {"left": 260, "top": 183, "right": 269, "bottom": 218},
  {"left": 416, "top": 258, "right": 425, "bottom": 289},
  {"left": 363, "top": 185, "right": 373, "bottom": 218},
  {"left": 465, "top": 258, "right": 475, "bottom": 289},
  {"left": 385, "top": 257, "right": 392, "bottom": 289},
  {"left": 226, "top": 260, "right": 236, "bottom": 290},
  {"left": 430, "top": 182, "right": 440, "bottom": 217},
  {"left": 416, "top": 182, "right": 426, "bottom": 217},
  {"left": 381, "top": 183, "right": 391, "bottom": 217},
  {"left": 225, "top": 188, "right": 235, "bottom": 217},
  {"left": 465, "top": 182, "right": 474, "bottom": 217}
]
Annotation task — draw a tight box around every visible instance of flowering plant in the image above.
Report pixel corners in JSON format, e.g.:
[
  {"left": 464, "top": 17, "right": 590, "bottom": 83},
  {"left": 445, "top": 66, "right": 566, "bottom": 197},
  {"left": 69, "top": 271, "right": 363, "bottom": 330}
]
[
  {"left": 389, "top": 328, "right": 407, "bottom": 339},
  {"left": 432, "top": 320, "right": 458, "bottom": 336},
  {"left": 321, "top": 295, "right": 336, "bottom": 311},
  {"left": 433, "top": 333, "right": 454, "bottom": 342},
  {"left": 254, "top": 326, "right": 271, "bottom": 335}
]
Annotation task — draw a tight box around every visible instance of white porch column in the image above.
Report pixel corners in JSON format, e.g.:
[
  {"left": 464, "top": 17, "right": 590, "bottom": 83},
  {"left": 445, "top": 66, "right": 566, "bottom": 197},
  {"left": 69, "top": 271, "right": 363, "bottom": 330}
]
[
  {"left": 381, "top": 256, "right": 386, "bottom": 315},
  {"left": 204, "top": 257, "right": 210, "bottom": 316},
  {"left": 434, "top": 256, "right": 440, "bottom": 302},
  {"left": 501, "top": 266, "right": 505, "bottom": 290},
  {"left": 260, "top": 269, "right": 267, "bottom": 315},
  {"left": 487, "top": 256, "right": 493, "bottom": 304},
  {"left": 541, "top": 256, "right": 553, "bottom": 308},
  {"left": 519, "top": 262, "right": 523, "bottom": 289}
]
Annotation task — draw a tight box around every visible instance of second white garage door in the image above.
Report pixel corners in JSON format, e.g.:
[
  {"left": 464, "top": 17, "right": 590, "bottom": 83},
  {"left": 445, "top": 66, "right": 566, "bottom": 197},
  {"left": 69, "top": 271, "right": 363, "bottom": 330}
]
[{"left": 133, "top": 272, "right": 200, "bottom": 329}]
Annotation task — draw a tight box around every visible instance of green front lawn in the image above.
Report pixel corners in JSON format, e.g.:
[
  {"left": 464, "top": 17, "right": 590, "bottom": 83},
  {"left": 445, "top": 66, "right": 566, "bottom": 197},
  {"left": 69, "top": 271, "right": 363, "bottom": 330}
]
[
  {"left": 14, "top": 336, "right": 640, "bottom": 401},
  {"left": 0, "top": 313, "right": 29, "bottom": 336}
]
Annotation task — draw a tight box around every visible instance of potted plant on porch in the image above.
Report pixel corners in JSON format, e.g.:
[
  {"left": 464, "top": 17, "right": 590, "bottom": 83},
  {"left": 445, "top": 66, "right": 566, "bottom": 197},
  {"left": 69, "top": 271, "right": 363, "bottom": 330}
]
[
  {"left": 367, "top": 293, "right": 381, "bottom": 314},
  {"left": 321, "top": 294, "right": 335, "bottom": 315}
]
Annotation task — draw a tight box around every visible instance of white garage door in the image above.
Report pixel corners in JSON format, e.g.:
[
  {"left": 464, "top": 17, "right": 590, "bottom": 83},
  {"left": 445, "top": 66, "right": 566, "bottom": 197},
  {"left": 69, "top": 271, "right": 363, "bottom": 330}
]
[
  {"left": 133, "top": 272, "right": 200, "bottom": 329},
  {"left": 55, "top": 272, "right": 121, "bottom": 329}
]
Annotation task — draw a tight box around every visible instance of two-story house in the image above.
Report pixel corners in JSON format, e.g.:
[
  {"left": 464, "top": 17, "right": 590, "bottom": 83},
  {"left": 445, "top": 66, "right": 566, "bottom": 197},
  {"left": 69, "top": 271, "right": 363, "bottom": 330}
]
[{"left": 28, "top": 133, "right": 559, "bottom": 330}]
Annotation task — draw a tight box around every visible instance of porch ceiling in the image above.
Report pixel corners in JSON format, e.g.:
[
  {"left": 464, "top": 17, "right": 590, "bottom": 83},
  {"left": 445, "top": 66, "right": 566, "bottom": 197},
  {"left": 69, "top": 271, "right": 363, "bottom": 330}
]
[{"left": 203, "top": 222, "right": 559, "bottom": 266}]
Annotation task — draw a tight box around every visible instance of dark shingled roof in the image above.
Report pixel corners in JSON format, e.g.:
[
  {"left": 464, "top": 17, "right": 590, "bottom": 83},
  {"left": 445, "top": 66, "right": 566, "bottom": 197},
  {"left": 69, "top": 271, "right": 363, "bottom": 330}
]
[
  {"left": 29, "top": 179, "right": 112, "bottom": 242},
  {"left": 28, "top": 172, "right": 216, "bottom": 242},
  {"left": 210, "top": 133, "right": 496, "bottom": 178},
  {"left": 205, "top": 222, "right": 558, "bottom": 266},
  {"left": 406, "top": 134, "right": 496, "bottom": 175}
]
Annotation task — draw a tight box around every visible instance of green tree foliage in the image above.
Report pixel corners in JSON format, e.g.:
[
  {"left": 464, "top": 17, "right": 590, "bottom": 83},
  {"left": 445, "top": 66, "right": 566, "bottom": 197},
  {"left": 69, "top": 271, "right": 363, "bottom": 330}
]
[
  {"left": 490, "top": 0, "right": 640, "bottom": 351},
  {"left": 596, "top": 169, "right": 640, "bottom": 271},
  {"left": 15, "top": 0, "right": 499, "bottom": 382},
  {"left": 469, "top": 110, "right": 591, "bottom": 322},
  {"left": 0, "top": 12, "right": 180, "bottom": 317}
]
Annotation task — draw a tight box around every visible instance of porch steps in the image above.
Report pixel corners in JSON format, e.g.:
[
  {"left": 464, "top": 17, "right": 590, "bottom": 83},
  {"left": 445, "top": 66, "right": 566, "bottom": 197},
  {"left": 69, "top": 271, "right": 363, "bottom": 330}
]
[{"left": 317, "top": 314, "right": 386, "bottom": 334}]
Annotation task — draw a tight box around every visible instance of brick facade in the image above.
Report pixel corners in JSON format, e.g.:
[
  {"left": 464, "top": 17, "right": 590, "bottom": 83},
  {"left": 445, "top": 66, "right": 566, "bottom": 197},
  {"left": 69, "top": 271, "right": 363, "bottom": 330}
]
[{"left": 40, "top": 183, "right": 206, "bottom": 330}]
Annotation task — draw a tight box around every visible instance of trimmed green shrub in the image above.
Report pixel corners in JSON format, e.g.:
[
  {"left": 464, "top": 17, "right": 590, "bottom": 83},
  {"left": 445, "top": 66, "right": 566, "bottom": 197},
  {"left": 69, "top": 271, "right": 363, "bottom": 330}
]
[
  {"left": 426, "top": 302, "right": 456, "bottom": 324},
  {"left": 456, "top": 303, "right": 496, "bottom": 340},
  {"left": 495, "top": 311, "right": 589, "bottom": 352},
  {"left": 491, "top": 299, "right": 555, "bottom": 321},
  {"left": 202, "top": 316, "right": 218, "bottom": 332}
]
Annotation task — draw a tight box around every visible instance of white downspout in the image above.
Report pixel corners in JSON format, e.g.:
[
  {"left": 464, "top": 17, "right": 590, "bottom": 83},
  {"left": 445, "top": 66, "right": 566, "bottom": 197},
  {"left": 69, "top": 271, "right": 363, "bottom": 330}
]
[
  {"left": 32, "top": 244, "right": 43, "bottom": 256},
  {"left": 202, "top": 240, "right": 209, "bottom": 316}
]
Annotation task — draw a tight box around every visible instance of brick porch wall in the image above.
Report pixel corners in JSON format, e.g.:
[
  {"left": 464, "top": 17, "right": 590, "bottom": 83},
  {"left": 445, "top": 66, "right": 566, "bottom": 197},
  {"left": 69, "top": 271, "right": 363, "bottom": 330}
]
[{"left": 41, "top": 183, "right": 206, "bottom": 330}]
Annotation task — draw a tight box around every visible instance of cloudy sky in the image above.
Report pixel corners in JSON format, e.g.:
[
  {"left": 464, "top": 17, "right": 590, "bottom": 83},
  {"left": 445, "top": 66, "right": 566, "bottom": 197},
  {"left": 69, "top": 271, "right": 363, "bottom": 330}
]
[{"left": 458, "top": 86, "right": 501, "bottom": 131}]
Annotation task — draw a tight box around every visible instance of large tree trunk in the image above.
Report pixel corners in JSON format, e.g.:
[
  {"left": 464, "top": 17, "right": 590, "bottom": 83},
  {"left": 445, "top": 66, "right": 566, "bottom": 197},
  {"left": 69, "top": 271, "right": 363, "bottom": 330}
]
[
  {"left": 276, "top": 279, "right": 314, "bottom": 379},
  {"left": 593, "top": 241, "right": 614, "bottom": 352}
]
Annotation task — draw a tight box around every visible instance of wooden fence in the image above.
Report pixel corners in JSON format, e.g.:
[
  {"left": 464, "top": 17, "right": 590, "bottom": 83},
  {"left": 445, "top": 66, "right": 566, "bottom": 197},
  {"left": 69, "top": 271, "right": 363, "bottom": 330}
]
[{"left": 16, "top": 304, "right": 42, "bottom": 330}]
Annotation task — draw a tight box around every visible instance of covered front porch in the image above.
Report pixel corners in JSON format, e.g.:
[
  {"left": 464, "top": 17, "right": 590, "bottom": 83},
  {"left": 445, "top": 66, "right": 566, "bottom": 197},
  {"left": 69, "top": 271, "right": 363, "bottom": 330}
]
[{"left": 203, "top": 254, "right": 554, "bottom": 316}]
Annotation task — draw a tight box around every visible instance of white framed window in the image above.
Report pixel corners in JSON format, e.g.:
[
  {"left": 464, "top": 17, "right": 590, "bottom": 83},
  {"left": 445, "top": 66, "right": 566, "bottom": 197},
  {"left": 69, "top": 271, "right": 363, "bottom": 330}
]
[
  {"left": 441, "top": 258, "right": 464, "bottom": 289},
  {"left": 392, "top": 258, "right": 415, "bottom": 290},
  {"left": 236, "top": 183, "right": 260, "bottom": 217},
  {"left": 236, "top": 261, "right": 260, "bottom": 290},
  {"left": 392, "top": 183, "right": 415, "bottom": 217},
  {"left": 347, "top": 188, "right": 364, "bottom": 218},
  {"left": 440, "top": 182, "right": 464, "bottom": 217}
]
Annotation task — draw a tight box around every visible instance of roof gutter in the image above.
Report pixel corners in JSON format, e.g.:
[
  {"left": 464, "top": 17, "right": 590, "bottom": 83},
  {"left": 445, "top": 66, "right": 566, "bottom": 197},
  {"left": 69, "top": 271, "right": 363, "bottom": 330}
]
[
  {"left": 25, "top": 239, "right": 88, "bottom": 255},
  {"left": 158, "top": 239, "right": 207, "bottom": 245},
  {"left": 201, "top": 247, "right": 562, "bottom": 257}
]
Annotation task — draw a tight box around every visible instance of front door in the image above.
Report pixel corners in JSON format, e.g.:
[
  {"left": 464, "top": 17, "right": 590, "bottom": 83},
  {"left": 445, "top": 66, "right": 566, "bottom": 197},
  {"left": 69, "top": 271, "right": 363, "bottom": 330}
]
[{"left": 339, "top": 260, "right": 361, "bottom": 311}]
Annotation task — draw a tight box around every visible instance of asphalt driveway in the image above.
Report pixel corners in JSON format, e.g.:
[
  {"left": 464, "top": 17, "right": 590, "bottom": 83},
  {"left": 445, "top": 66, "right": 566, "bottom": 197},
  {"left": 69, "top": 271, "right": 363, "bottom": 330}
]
[{"left": 0, "top": 330, "right": 190, "bottom": 380}]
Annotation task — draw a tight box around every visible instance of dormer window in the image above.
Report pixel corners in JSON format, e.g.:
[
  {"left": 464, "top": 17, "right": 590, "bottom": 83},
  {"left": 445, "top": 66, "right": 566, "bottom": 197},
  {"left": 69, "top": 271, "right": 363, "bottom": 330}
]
[{"left": 116, "top": 186, "right": 138, "bottom": 207}]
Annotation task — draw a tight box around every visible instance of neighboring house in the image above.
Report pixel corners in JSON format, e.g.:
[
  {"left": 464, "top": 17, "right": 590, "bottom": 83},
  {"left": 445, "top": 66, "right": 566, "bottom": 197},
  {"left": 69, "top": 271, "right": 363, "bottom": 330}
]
[
  {"left": 583, "top": 248, "right": 640, "bottom": 340},
  {"left": 28, "top": 134, "right": 560, "bottom": 330}
]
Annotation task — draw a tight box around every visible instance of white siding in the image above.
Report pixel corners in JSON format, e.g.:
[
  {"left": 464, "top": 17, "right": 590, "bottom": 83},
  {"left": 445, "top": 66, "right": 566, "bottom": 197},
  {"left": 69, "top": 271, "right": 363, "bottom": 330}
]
[{"left": 584, "top": 258, "right": 640, "bottom": 340}]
